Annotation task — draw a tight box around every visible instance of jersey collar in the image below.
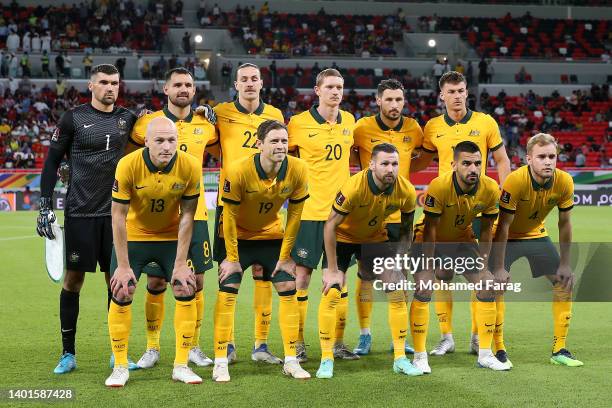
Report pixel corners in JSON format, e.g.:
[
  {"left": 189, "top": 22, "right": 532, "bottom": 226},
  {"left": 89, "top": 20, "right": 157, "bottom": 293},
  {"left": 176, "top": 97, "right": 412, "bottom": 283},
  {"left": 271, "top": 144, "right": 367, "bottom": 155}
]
[
  {"left": 528, "top": 166, "right": 554, "bottom": 190},
  {"left": 309, "top": 104, "right": 342, "bottom": 125},
  {"left": 452, "top": 171, "right": 478, "bottom": 196},
  {"left": 163, "top": 105, "right": 193, "bottom": 123},
  {"left": 443, "top": 109, "right": 472, "bottom": 127},
  {"left": 254, "top": 153, "right": 288, "bottom": 181},
  {"left": 375, "top": 113, "right": 403, "bottom": 132},
  {"left": 143, "top": 147, "right": 177, "bottom": 174},
  {"left": 234, "top": 99, "right": 265, "bottom": 115},
  {"left": 367, "top": 169, "right": 394, "bottom": 195}
]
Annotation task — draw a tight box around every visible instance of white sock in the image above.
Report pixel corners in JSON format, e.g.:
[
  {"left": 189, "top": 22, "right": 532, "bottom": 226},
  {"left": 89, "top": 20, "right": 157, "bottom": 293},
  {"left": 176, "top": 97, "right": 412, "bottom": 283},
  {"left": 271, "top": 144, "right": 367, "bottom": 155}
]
[
  {"left": 442, "top": 333, "right": 454, "bottom": 341},
  {"left": 360, "top": 328, "right": 371, "bottom": 335},
  {"left": 478, "top": 348, "right": 493, "bottom": 360},
  {"left": 215, "top": 357, "right": 228, "bottom": 364},
  {"left": 285, "top": 356, "right": 297, "bottom": 363},
  {"left": 471, "top": 333, "right": 479, "bottom": 340},
  {"left": 414, "top": 351, "right": 428, "bottom": 360}
]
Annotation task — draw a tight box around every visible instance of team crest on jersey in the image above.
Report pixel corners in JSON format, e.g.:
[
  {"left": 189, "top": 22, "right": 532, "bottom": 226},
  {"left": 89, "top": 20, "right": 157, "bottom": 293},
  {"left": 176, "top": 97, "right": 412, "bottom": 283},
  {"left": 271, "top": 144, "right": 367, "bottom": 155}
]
[
  {"left": 112, "top": 179, "right": 119, "bottom": 192},
  {"left": 548, "top": 197, "right": 558, "bottom": 205},
  {"left": 172, "top": 182, "right": 186, "bottom": 190},
  {"left": 469, "top": 129, "right": 480, "bottom": 137},
  {"left": 193, "top": 128, "right": 203, "bottom": 135},
  {"left": 425, "top": 194, "right": 435, "bottom": 207},
  {"left": 223, "top": 180, "right": 231, "bottom": 193},
  {"left": 296, "top": 248, "right": 309, "bottom": 259},
  {"left": 335, "top": 192, "right": 346, "bottom": 206},
  {"left": 473, "top": 204, "right": 485, "bottom": 213},
  {"left": 386, "top": 205, "right": 398, "bottom": 212},
  {"left": 403, "top": 136, "right": 412, "bottom": 143},
  {"left": 501, "top": 190, "right": 511, "bottom": 204},
  {"left": 281, "top": 186, "right": 291, "bottom": 194},
  {"left": 343, "top": 128, "right": 350, "bottom": 136},
  {"left": 118, "top": 118, "right": 127, "bottom": 130},
  {"left": 51, "top": 128, "right": 59, "bottom": 142}
]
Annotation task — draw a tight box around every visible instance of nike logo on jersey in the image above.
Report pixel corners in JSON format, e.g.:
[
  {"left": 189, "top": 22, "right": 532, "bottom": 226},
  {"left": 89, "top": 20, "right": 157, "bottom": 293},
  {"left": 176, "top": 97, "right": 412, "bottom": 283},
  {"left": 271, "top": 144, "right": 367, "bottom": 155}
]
[
  {"left": 246, "top": 189, "right": 258, "bottom": 193},
  {"left": 308, "top": 133, "right": 318, "bottom": 138},
  {"left": 446, "top": 203, "right": 456, "bottom": 207},
  {"left": 371, "top": 139, "right": 380, "bottom": 143},
  {"left": 83, "top": 124, "right": 94, "bottom": 128},
  {"left": 436, "top": 134, "right": 444, "bottom": 138},
  {"left": 520, "top": 198, "right": 531, "bottom": 201},
  {"left": 359, "top": 204, "right": 369, "bottom": 208},
  {"left": 135, "top": 185, "right": 146, "bottom": 190}
]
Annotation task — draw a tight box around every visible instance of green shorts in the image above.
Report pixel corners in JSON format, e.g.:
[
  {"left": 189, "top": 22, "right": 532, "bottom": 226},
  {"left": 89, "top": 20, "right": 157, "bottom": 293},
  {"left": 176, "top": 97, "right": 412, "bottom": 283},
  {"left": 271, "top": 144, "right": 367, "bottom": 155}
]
[
  {"left": 500, "top": 236, "right": 560, "bottom": 278},
  {"left": 321, "top": 241, "right": 361, "bottom": 273},
  {"left": 143, "top": 220, "right": 213, "bottom": 276},
  {"left": 386, "top": 223, "right": 400, "bottom": 242},
  {"left": 291, "top": 220, "right": 325, "bottom": 269},
  {"left": 214, "top": 238, "right": 294, "bottom": 283},
  {"left": 110, "top": 241, "right": 177, "bottom": 282}
]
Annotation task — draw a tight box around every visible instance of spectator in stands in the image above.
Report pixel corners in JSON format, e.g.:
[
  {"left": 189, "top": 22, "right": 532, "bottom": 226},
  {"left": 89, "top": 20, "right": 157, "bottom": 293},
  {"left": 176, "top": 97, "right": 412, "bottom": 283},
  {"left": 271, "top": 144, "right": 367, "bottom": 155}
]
[
  {"left": 19, "top": 53, "right": 31, "bottom": 78},
  {"left": 515, "top": 66, "right": 531, "bottom": 84},
  {"left": 432, "top": 59, "right": 444, "bottom": 90},
  {"left": 1, "top": 51, "right": 8, "bottom": 77},
  {"left": 575, "top": 149, "right": 586, "bottom": 167},
  {"left": 182, "top": 32, "right": 192, "bottom": 54},
  {"left": 6, "top": 30, "right": 19, "bottom": 52},
  {"left": 63, "top": 52, "right": 72, "bottom": 78},
  {"left": 41, "top": 50, "right": 51, "bottom": 78},
  {"left": 82, "top": 53, "right": 93, "bottom": 78},
  {"left": 478, "top": 57, "right": 487, "bottom": 83},
  {"left": 54, "top": 53, "right": 64, "bottom": 78},
  {"left": 486, "top": 59, "right": 495, "bottom": 83}
]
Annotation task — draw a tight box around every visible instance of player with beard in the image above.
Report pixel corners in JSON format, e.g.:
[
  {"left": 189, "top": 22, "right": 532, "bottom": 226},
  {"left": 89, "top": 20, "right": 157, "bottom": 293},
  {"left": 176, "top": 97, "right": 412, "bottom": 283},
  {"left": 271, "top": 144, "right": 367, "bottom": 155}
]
[
  {"left": 37, "top": 64, "right": 138, "bottom": 374},
  {"left": 350, "top": 79, "right": 422, "bottom": 355},
  {"left": 126, "top": 67, "right": 218, "bottom": 369},
  {"left": 410, "top": 141, "right": 509, "bottom": 373}
]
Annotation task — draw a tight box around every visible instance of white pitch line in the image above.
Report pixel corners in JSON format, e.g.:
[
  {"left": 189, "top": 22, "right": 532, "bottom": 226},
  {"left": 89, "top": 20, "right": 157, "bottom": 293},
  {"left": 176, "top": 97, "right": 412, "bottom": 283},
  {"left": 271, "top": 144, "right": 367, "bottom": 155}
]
[{"left": 0, "top": 235, "right": 38, "bottom": 241}]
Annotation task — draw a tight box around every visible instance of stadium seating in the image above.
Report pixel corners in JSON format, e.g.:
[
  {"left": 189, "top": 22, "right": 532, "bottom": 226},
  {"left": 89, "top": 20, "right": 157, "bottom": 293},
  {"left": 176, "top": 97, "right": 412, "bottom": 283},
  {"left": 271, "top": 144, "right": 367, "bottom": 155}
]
[
  {"left": 437, "top": 15, "right": 610, "bottom": 59},
  {"left": 204, "top": 7, "right": 407, "bottom": 57},
  {"left": 0, "top": 2, "right": 183, "bottom": 52}
]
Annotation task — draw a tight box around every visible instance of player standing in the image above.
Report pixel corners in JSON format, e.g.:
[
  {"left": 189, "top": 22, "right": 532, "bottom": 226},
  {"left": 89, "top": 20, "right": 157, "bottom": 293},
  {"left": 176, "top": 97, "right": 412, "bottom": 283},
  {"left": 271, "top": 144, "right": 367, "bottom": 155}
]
[
  {"left": 289, "top": 68, "right": 357, "bottom": 362},
  {"left": 37, "top": 64, "right": 138, "bottom": 374},
  {"left": 126, "top": 67, "right": 217, "bottom": 369},
  {"left": 317, "top": 143, "right": 422, "bottom": 378},
  {"left": 410, "top": 141, "right": 510, "bottom": 373},
  {"left": 411, "top": 71, "right": 511, "bottom": 358},
  {"left": 211, "top": 120, "right": 310, "bottom": 382},
  {"left": 213, "top": 63, "right": 285, "bottom": 364},
  {"left": 351, "top": 79, "right": 423, "bottom": 355},
  {"left": 492, "top": 133, "right": 583, "bottom": 367},
  {"left": 106, "top": 117, "right": 202, "bottom": 386}
]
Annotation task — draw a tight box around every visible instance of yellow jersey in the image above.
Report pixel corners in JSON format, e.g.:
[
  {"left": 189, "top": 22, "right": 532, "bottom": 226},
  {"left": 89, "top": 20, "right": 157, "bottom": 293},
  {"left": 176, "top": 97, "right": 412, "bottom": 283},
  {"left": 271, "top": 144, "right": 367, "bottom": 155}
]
[
  {"left": 417, "top": 171, "right": 499, "bottom": 242},
  {"left": 221, "top": 153, "right": 309, "bottom": 241},
  {"left": 288, "top": 105, "right": 355, "bottom": 221},
  {"left": 422, "top": 110, "right": 503, "bottom": 176},
  {"left": 332, "top": 169, "right": 416, "bottom": 244},
  {"left": 129, "top": 107, "right": 217, "bottom": 221},
  {"left": 353, "top": 113, "right": 423, "bottom": 224},
  {"left": 214, "top": 100, "right": 285, "bottom": 205},
  {"left": 112, "top": 148, "right": 201, "bottom": 241},
  {"left": 499, "top": 165, "right": 574, "bottom": 239}
]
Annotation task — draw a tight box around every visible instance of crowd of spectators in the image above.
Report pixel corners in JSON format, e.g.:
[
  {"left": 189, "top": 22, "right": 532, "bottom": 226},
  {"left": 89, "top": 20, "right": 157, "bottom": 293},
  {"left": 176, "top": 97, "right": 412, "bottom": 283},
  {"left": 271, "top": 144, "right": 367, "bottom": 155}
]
[
  {"left": 0, "top": 0, "right": 183, "bottom": 54},
  {"left": 200, "top": 3, "right": 408, "bottom": 57}
]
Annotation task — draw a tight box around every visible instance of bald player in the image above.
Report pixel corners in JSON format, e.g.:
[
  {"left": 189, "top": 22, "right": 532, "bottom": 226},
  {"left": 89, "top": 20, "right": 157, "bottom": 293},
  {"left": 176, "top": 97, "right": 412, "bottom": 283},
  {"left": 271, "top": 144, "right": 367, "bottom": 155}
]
[{"left": 107, "top": 117, "right": 202, "bottom": 387}]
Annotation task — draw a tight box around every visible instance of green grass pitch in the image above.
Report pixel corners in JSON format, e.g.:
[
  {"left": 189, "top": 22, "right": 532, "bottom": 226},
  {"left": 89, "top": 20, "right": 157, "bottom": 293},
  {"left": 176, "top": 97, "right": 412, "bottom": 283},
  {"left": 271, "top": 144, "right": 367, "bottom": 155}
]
[{"left": 0, "top": 208, "right": 610, "bottom": 407}]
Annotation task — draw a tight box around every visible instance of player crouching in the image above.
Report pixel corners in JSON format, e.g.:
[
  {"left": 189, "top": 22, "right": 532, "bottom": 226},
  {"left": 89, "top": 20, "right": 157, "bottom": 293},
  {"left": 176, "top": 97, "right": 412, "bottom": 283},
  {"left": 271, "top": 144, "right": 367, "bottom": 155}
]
[
  {"left": 106, "top": 117, "right": 203, "bottom": 387},
  {"left": 211, "top": 120, "right": 310, "bottom": 382}
]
